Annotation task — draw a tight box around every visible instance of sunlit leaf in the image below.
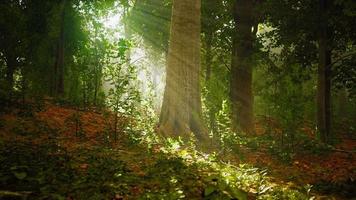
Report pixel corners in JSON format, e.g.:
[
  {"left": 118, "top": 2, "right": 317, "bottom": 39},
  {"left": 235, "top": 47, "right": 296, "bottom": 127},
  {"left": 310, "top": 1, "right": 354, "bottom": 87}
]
[{"left": 14, "top": 172, "right": 27, "bottom": 180}]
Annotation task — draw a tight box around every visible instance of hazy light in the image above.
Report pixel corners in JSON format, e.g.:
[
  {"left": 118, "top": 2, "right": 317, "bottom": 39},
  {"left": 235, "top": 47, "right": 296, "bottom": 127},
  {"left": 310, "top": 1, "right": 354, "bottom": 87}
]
[
  {"left": 101, "top": 10, "right": 124, "bottom": 40},
  {"left": 103, "top": 12, "right": 121, "bottom": 29},
  {"left": 99, "top": 5, "right": 165, "bottom": 112}
]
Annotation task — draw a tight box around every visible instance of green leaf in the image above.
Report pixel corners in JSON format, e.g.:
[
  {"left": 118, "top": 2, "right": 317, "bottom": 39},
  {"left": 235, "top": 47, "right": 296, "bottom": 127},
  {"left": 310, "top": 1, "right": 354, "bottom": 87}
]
[
  {"left": 10, "top": 165, "right": 28, "bottom": 171},
  {"left": 14, "top": 172, "right": 27, "bottom": 180},
  {"left": 218, "top": 182, "right": 227, "bottom": 191},
  {"left": 204, "top": 185, "right": 216, "bottom": 196},
  {"left": 230, "top": 188, "right": 248, "bottom": 200}
]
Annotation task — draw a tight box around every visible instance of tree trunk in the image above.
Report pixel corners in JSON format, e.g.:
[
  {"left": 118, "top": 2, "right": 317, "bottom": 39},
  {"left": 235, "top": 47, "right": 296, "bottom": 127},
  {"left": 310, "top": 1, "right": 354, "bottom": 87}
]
[
  {"left": 124, "top": 7, "right": 132, "bottom": 62},
  {"left": 317, "top": 0, "right": 331, "bottom": 143},
  {"left": 159, "top": 0, "right": 207, "bottom": 141},
  {"left": 204, "top": 33, "right": 217, "bottom": 133},
  {"left": 83, "top": 81, "right": 87, "bottom": 106},
  {"left": 53, "top": 0, "right": 66, "bottom": 97},
  {"left": 93, "top": 27, "right": 99, "bottom": 105},
  {"left": 230, "top": 0, "right": 255, "bottom": 134},
  {"left": 337, "top": 88, "right": 347, "bottom": 120},
  {"left": 5, "top": 57, "right": 16, "bottom": 92},
  {"left": 205, "top": 33, "right": 213, "bottom": 82}
]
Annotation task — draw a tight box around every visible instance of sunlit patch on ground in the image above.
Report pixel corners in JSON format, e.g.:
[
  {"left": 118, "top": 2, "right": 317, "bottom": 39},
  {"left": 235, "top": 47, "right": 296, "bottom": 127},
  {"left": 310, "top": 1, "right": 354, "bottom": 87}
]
[{"left": 0, "top": 102, "right": 355, "bottom": 199}]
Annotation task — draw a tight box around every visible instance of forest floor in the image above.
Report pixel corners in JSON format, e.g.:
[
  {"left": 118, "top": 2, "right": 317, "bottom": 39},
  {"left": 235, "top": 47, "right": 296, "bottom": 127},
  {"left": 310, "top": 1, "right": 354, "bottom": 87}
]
[{"left": 0, "top": 101, "right": 355, "bottom": 200}]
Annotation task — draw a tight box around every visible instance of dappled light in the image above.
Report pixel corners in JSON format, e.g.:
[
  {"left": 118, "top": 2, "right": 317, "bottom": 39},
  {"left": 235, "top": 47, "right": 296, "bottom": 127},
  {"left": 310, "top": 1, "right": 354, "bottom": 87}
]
[{"left": 0, "top": 0, "right": 355, "bottom": 199}]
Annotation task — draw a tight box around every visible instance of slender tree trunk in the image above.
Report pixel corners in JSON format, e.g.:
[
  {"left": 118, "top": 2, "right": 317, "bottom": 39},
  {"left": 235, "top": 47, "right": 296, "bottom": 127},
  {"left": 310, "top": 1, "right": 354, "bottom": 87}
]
[
  {"left": 93, "top": 61, "right": 98, "bottom": 105},
  {"left": 317, "top": 0, "right": 331, "bottom": 143},
  {"left": 52, "top": 46, "right": 58, "bottom": 96},
  {"left": 124, "top": 7, "right": 132, "bottom": 62},
  {"left": 204, "top": 33, "right": 217, "bottom": 133},
  {"left": 338, "top": 88, "right": 347, "bottom": 120},
  {"left": 83, "top": 81, "right": 87, "bottom": 106},
  {"left": 230, "top": 0, "right": 255, "bottom": 134},
  {"left": 5, "top": 57, "right": 16, "bottom": 92},
  {"left": 159, "top": 0, "right": 207, "bottom": 141},
  {"left": 205, "top": 33, "right": 213, "bottom": 82},
  {"left": 93, "top": 28, "right": 99, "bottom": 105},
  {"left": 53, "top": 0, "right": 66, "bottom": 97},
  {"left": 317, "top": 44, "right": 331, "bottom": 143}
]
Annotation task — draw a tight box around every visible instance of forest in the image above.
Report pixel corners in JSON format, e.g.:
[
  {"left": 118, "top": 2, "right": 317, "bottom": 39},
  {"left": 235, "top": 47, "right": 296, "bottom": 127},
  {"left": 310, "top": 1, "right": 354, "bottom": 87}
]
[{"left": 0, "top": 0, "right": 355, "bottom": 199}]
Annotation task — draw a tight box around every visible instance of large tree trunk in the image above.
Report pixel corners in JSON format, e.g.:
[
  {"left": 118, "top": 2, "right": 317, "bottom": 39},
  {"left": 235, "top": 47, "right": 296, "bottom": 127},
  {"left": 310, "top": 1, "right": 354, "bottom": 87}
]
[
  {"left": 317, "top": 0, "right": 331, "bottom": 143},
  {"left": 53, "top": 0, "right": 66, "bottom": 97},
  {"left": 159, "top": 0, "right": 207, "bottom": 141},
  {"left": 230, "top": 0, "right": 255, "bottom": 134}
]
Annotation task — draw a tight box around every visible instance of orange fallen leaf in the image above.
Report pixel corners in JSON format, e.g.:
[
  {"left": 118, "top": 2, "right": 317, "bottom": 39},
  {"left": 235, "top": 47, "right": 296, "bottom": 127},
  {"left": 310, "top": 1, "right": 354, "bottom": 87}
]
[{"left": 80, "top": 163, "right": 89, "bottom": 170}]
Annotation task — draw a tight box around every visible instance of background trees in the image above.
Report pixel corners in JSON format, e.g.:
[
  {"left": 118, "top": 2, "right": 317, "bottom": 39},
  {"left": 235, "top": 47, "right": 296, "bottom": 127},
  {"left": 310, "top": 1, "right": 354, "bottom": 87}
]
[
  {"left": 262, "top": 0, "right": 356, "bottom": 143},
  {"left": 0, "top": 1, "right": 355, "bottom": 198}
]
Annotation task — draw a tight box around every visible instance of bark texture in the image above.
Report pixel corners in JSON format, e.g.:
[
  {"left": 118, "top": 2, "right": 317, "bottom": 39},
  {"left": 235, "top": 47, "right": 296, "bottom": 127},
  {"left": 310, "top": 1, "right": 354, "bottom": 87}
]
[
  {"left": 159, "top": 0, "right": 207, "bottom": 141},
  {"left": 230, "top": 0, "right": 255, "bottom": 134}
]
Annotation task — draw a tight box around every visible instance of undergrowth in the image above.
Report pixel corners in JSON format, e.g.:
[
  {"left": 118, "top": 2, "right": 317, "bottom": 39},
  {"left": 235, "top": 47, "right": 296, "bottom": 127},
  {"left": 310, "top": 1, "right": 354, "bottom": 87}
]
[{"left": 0, "top": 102, "right": 345, "bottom": 199}]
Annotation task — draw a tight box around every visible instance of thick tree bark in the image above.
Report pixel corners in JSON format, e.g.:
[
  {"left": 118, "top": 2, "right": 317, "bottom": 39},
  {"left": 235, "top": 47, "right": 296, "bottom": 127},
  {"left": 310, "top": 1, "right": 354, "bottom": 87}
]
[
  {"left": 317, "top": 0, "right": 331, "bottom": 143},
  {"left": 159, "top": 0, "right": 207, "bottom": 141},
  {"left": 230, "top": 0, "right": 255, "bottom": 134}
]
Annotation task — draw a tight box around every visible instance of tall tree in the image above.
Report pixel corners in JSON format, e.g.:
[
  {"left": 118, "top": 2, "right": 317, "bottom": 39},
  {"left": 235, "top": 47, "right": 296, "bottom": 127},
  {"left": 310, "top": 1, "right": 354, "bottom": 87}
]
[
  {"left": 53, "top": 0, "right": 67, "bottom": 96},
  {"left": 262, "top": 0, "right": 356, "bottom": 143},
  {"left": 317, "top": 0, "right": 331, "bottom": 143},
  {"left": 230, "top": 0, "right": 259, "bottom": 134},
  {"left": 159, "top": 0, "right": 207, "bottom": 141},
  {"left": 201, "top": 0, "right": 232, "bottom": 134}
]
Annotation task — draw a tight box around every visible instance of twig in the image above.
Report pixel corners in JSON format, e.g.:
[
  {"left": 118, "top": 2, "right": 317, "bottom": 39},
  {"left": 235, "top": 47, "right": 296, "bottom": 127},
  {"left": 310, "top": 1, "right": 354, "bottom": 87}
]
[
  {"left": 330, "top": 148, "right": 356, "bottom": 154},
  {"left": 330, "top": 50, "right": 356, "bottom": 68},
  {"left": 0, "top": 190, "right": 32, "bottom": 198}
]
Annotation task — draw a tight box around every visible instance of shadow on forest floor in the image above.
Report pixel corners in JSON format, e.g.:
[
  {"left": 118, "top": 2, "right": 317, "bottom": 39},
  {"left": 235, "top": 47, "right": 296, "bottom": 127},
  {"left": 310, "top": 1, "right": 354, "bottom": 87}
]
[{"left": 0, "top": 102, "right": 355, "bottom": 199}]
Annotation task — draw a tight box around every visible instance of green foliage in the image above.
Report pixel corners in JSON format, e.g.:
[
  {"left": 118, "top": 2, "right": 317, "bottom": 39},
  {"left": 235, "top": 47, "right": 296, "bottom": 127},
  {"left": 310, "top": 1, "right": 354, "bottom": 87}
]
[
  {"left": 0, "top": 0, "right": 355, "bottom": 199},
  {"left": 332, "top": 50, "right": 356, "bottom": 97},
  {"left": 128, "top": 0, "right": 172, "bottom": 53},
  {"left": 0, "top": 138, "right": 313, "bottom": 199},
  {"left": 0, "top": 141, "right": 74, "bottom": 199},
  {"left": 203, "top": 175, "right": 248, "bottom": 200},
  {"left": 105, "top": 39, "right": 139, "bottom": 116}
]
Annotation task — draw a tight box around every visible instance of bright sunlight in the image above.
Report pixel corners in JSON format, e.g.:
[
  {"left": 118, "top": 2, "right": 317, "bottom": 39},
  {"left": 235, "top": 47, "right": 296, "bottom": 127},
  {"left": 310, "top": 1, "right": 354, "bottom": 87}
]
[{"left": 0, "top": 0, "right": 355, "bottom": 199}]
